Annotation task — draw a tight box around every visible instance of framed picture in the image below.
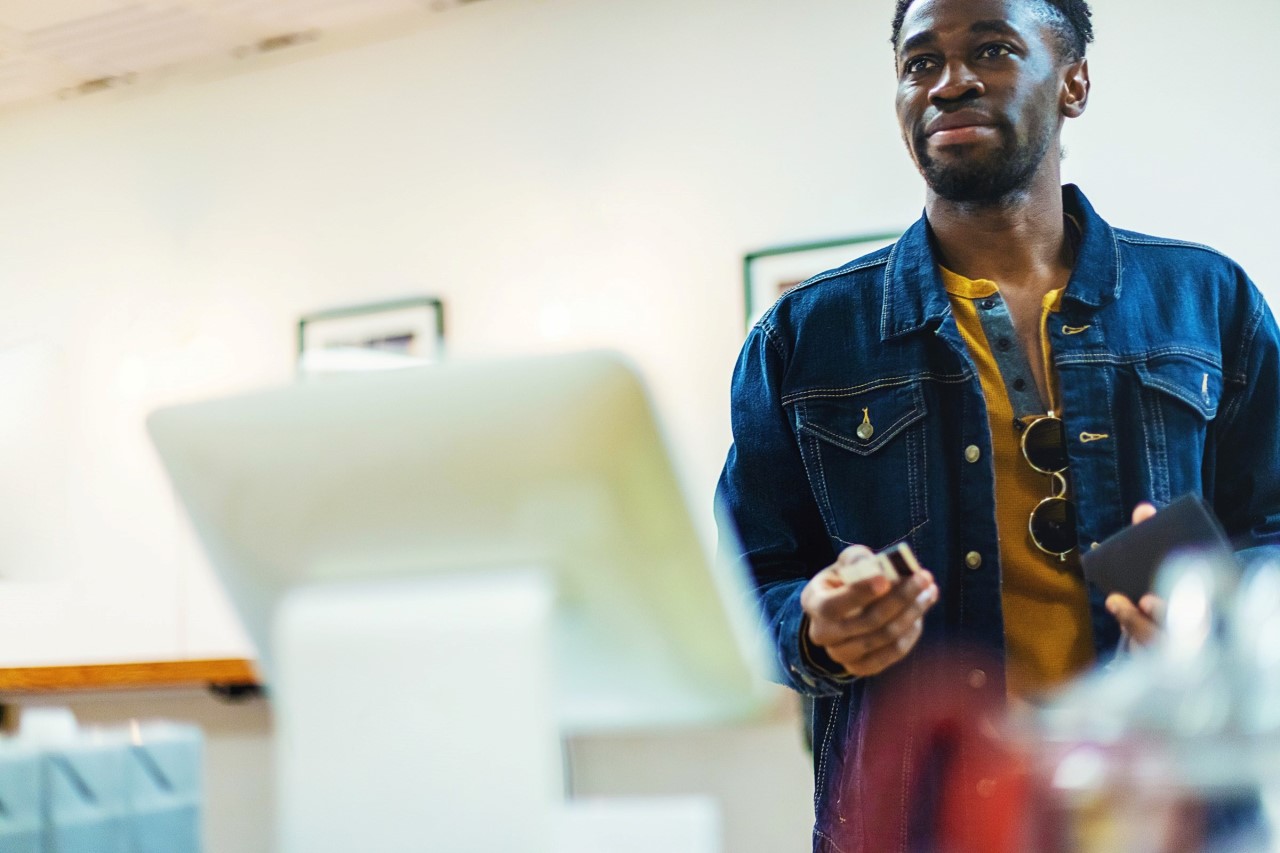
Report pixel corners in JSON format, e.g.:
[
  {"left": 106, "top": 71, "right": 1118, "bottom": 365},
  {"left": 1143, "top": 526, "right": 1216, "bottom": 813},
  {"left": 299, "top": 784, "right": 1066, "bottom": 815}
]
[
  {"left": 743, "top": 232, "right": 900, "bottom": 331},
  {"left": 297, "top": 296, "right": 445, "bottom": 375}
]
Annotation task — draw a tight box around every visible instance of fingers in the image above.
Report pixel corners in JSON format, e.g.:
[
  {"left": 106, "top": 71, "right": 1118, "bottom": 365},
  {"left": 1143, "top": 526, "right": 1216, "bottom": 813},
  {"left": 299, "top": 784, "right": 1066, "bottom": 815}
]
[
  {"left": 809, "top": 546, "right": 880, "bottom": 593},
  {"left": 1131, "top": 502, "right": 1157, "bottom": 526},
  {"left": 832, "top": 545, "right": 885, "bottom": 586},
  {"left": 830, "top": 571, "right": 936, "bottom": 637},
  {"left": 1107, "top": 593, "right": 1160, "bottom": 646},
  {"left": 823, "top": 579, "right": 937, "bottom": 665},
  {"left": 1138, "top": 593, "right": 1166, "bottom": 624},
  {"left": 837, "top": 545, "right": 874, "bottom": 564},
  {"left": 805, "top": 575, "right": 888, "bottom": 644},
  {"left": 809, "top": 568, "right": 892, "bottom": 621},
  {"left": 801, "top": 546, "right": 939, "bottom": 677},
  {"left": 1105, "top": 506, "right": 1163, "bottom": 647},
  {"left": 838, "top": 617, "right": 925, "bottom": 677}
]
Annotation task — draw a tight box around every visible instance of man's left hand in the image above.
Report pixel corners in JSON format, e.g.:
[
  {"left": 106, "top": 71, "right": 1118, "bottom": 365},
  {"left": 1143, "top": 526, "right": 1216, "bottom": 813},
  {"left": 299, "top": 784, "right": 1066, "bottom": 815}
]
[{"left": 1104, "top": 502, "right": 1167, "bottom": 647}]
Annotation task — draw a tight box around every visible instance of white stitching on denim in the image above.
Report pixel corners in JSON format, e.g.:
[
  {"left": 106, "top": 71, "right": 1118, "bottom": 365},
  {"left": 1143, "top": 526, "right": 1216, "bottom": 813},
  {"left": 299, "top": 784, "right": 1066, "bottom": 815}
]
[
  {"left": 1235, "top": 303, "right": 1265, "bottom": 382},
  {"left": 782, "top": 371, "right": 970, "bottom": 405},
  {"left": 1220, "top": 386, "right": 1246, "bottom": 431},
  {"left": 1140, "top": 376, "right": 1216, "bottom": 417},
  {"left": 907, "top": 418, "right": 920, "bottom": 527},
  {"left": 814, "top": 829, "right": 849, "bottom": 853},
  {"left": 1102, "top": 369, "right": 1121, "bottom": 500},
  {"left": 831, "top": 517, "right": 928, "bottom": 551},
  {"left": 1116, "top": 233, "right": 1227, "bottom": 258},
  {"left": 1111, "top": 228, "right": 1124, "bottom": 300},
  {"left": 912, "top": 403, "right": 928, "bottom": 531},
  {"left": 815, "top": 699, "right": 840, "bottom": 812},
  {"left": 759, "top": 321, "right": 789, "bottom": 363},
  {"left": 1217, "top": 304, "right": 1265, "bottom": 430},
  {"left": 848, "top": 685, "right": 869, "bottom": 840},
  {"left": 799, "top": 431, "right": 836, "bottom": 537},
  {"left": 1153, "top": 388, "right": 1170, "bottom": 503},
  {"left": 879, "top": 241, "right": 898, "bottom": 340},
  {"left": 811, "top": 435, "right": 835, "bottom": 530},
  {"left": 755, "top": 257, "right": 893, "bottom": 333},
  {"left": 885, "top": 519, "right": 930, "bottom": 549},
  {"left": 1158, "top": 389, "right": 1173, "bottom": 490},
  {"left": 1138, "top": 379, "right": 1157, "bottom": 500},
  {"left": 1056, "top": 346, "right": 1222, "bottom": 369},
  {"left": 808, "top": 254, "right": 893, "bottom": 285},
  {"left": 1147, "top": 346, "right": 1221, "bottom": 364},
  {"left": 800, "top": 407, "right": 923, "bottom": 455},
  {"left": 897, "top": 656, "right": 917, "bottom": 850},
  {"left": 785, "top": 254, "right": 892, "bottom": 298}
]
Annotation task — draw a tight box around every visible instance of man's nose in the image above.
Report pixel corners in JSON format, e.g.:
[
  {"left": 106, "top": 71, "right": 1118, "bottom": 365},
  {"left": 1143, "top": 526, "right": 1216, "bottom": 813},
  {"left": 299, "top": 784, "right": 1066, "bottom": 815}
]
[{"left": 930, "top": 61, "right": 985, "bottom": 103}]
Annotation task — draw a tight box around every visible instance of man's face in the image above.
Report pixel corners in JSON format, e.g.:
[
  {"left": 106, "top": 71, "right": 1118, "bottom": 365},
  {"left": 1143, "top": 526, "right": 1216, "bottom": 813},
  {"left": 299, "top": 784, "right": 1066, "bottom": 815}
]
[{"left": 894, "top": 0, "right": 1070, "bottom": 204}]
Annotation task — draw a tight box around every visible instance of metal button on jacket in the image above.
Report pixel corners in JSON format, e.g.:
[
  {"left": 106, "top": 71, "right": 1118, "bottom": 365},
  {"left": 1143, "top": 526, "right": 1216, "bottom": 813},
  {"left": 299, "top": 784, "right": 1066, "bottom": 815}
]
[
  {"left": 965, "top": 551, "right": 983, "bottom": 570},
  {"left": 964, "top": 445, "right": 981, "bottom": 464}
]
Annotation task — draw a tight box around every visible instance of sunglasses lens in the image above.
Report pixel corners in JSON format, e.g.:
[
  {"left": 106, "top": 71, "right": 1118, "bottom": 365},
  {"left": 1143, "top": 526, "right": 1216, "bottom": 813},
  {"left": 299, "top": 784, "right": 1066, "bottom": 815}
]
[
  {"left": 1023, "top": 417, "right": 1068, "bottom": 473},
  {"left": 1030, "top": 496, "right": 1077, "bottom": 556}
]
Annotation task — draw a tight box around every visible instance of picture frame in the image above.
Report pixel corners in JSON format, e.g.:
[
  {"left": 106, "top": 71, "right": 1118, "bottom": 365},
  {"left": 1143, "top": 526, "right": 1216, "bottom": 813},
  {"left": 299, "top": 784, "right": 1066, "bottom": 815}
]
[
  {"left": 297, "top": 296, "right": 445, "bottom": 375},
  {"left": 743, "top": 232, "right": 900, "bottom": 331}
]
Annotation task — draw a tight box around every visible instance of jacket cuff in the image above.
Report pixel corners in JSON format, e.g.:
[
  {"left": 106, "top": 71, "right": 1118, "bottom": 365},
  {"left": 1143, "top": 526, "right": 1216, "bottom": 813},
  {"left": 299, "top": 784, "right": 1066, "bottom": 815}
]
[{"left": 777, "top": 587, "right": 855, "bottom": 696}]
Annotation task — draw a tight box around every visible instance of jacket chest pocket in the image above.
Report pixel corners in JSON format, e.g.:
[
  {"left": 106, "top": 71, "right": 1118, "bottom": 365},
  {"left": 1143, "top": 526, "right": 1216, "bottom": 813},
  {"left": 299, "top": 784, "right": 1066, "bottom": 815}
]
[
  {"left": 1133, "top": 353, "right": 1220, "bottom": 503},
  {"left": 790, "top": 381, "right": 929, "bottom": 551}
]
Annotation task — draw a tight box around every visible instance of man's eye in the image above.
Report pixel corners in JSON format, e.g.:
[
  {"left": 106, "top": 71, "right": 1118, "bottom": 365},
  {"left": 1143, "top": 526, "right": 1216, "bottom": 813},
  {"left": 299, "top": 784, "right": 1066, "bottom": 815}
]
[
  {"left": 903, "top": 57, "right": 936, "bottom": 75},
  {"left": 979, "top": 44, "right": 1013, "bottom": 59}
]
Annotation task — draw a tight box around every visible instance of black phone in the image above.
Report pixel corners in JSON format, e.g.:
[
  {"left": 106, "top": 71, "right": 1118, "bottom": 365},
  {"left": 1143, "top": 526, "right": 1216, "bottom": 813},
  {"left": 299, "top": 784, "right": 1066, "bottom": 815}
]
[{"left": 1080, "top": 493, "right": 1232, "bottom": 603}]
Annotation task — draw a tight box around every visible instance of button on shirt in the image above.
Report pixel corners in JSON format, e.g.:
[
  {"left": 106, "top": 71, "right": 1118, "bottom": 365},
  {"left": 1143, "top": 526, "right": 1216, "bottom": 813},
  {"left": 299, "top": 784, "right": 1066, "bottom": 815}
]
[
  {"left": 715, "top": 184, "right": 1280, "bottom": 851},
  {"left": 941, "top": 267, "right": 1095, "bottom": 697}
]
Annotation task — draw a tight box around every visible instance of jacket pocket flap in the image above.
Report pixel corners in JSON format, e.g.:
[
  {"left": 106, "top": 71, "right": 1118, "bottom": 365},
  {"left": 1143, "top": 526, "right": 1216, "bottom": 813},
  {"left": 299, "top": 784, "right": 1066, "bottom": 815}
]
[
  {"left": 794, "top": 382, "right": 927, "bottom": 456},
  {"left": 1135, "top": 355, "right": 1221, "bottom": 419}
]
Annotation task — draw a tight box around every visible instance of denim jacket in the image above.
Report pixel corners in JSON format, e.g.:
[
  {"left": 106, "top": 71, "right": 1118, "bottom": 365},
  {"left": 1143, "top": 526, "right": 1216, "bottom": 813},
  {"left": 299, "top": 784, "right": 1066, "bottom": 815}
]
[{"left": 716, "top": 185, "right": 1280, "bottom": 852}]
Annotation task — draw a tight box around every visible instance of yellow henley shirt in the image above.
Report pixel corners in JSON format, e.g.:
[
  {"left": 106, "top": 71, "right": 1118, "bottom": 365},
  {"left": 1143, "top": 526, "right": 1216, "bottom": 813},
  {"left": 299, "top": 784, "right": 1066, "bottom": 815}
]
[{"left": 941, "top": 267, "right": 1095, "bottom": 698}]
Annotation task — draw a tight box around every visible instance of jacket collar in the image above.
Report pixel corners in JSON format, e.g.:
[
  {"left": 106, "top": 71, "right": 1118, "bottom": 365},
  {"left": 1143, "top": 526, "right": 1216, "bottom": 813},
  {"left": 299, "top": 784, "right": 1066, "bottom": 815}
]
[{"left": 880, "top": 184, "right": 1121, "bottom": 341}]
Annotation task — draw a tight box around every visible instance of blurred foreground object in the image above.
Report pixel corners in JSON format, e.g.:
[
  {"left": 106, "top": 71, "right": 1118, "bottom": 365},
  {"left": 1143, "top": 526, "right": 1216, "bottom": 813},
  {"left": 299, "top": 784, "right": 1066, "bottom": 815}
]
[
  {"left": 148, "top": 350, "right": 769, "bottom": 853},
  {"left": 860, "top": 551, "right": 1280, "bottom": 851},
  {"left": 0, "top": 709, "right": 201, "bottom": 852},
  {"left": 1033, "top": 550, "right": 1280, "bottom": 852},
  {"left": 296, "top": 296, "right": 445, "bottom": 378}
]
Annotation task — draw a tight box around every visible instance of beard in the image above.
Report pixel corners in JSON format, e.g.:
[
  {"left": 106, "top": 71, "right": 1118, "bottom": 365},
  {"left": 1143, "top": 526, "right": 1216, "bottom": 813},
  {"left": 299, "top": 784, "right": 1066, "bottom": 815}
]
[{"left": 912, "top": 118, "right": 1053, "bottom": 205}]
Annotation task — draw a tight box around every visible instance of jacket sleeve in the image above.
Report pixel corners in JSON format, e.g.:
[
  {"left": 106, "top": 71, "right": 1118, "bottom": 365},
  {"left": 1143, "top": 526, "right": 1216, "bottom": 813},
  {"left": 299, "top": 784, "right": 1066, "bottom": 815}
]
[
  {"left": 715, "top": 319, "right": 851, "bottom": 697},
  {"left": 1214, "top": 280, "right": 1280, "bottom": 560}
]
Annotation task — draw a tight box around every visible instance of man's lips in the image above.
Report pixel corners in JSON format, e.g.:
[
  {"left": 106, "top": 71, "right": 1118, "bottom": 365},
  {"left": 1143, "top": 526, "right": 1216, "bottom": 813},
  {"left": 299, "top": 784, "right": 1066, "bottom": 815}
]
[
  {"left": 929, "top": 125, "right": 997, "bottom": 145},
  {"left": 926, "top": 110, "right": 995, "bottom": 134},
  {"left": 925, "top": 112, "right": 997, "bottom": 145}
]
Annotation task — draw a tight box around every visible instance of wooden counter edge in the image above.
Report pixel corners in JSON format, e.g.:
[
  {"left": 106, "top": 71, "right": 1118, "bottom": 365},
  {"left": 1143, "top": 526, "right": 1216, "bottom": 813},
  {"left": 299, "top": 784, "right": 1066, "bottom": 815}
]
[{"left": 0, "top": 659, "right": 259, "bottom": 693}]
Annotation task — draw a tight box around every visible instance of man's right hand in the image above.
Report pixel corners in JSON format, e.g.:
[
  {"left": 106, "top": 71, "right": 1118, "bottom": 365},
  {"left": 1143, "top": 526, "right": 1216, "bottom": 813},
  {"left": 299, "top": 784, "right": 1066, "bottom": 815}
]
[{"left": 801, "top": 545, "right": 939, "bottom": 677}]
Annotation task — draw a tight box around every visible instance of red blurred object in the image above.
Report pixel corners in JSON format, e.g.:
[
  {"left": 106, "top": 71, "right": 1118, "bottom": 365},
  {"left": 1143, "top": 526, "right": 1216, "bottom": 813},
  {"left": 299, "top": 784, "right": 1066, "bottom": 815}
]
[{"left": 834, "top": 648, "right": 1045, "bottom": 852}]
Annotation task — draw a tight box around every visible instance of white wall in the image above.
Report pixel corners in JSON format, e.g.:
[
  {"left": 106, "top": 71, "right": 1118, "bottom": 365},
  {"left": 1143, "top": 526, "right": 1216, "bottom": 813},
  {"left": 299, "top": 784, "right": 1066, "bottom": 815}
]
[
  {"left": 1, "top": 0, "right": 1275, "bottom": 664},
  {"left": 0, "top": 0, "right": 1275, "bottom": 851},
  {"left": 1068, "top": 0, "right": 1280, "bottom": 280}
]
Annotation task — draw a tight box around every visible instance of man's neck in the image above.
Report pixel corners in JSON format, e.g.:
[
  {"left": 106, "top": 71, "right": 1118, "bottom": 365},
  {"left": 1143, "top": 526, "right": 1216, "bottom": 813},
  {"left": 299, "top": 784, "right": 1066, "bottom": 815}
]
[{"left": 924, "top": 170, "right": 1073, "bottom": 291}]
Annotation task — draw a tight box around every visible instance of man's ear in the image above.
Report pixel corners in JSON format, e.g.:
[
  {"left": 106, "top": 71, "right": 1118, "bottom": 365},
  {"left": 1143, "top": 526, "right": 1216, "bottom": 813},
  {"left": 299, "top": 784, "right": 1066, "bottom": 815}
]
[{"left": 1061, "top": 58, "right": 1090, "bottom": 118}]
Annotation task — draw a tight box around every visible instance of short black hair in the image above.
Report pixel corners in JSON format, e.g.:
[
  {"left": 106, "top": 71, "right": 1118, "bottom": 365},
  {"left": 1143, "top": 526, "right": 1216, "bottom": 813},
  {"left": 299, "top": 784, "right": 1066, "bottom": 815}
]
[{"left": 891, "top": 0, "right": 1094, "bottom": 62}]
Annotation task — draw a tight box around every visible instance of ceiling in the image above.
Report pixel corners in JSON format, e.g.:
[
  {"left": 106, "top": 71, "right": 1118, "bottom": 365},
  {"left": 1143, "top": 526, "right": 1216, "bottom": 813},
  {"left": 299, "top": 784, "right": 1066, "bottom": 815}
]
[{"left": 0, "top": 0, "right": 484, "bottom": 112}]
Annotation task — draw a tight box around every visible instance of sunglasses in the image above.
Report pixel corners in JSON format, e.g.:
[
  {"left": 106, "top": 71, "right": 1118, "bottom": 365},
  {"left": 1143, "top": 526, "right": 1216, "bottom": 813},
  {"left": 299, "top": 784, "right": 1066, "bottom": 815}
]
[{"left": 1020, "top": 412, "right": 1076, "bottom": 560}]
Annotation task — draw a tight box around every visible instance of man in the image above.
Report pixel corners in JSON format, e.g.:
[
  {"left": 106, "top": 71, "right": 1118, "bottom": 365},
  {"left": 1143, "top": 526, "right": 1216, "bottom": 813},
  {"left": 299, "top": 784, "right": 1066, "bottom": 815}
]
[{"left": 716, "top": 0, "right": 1280, "bottom": 849}]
